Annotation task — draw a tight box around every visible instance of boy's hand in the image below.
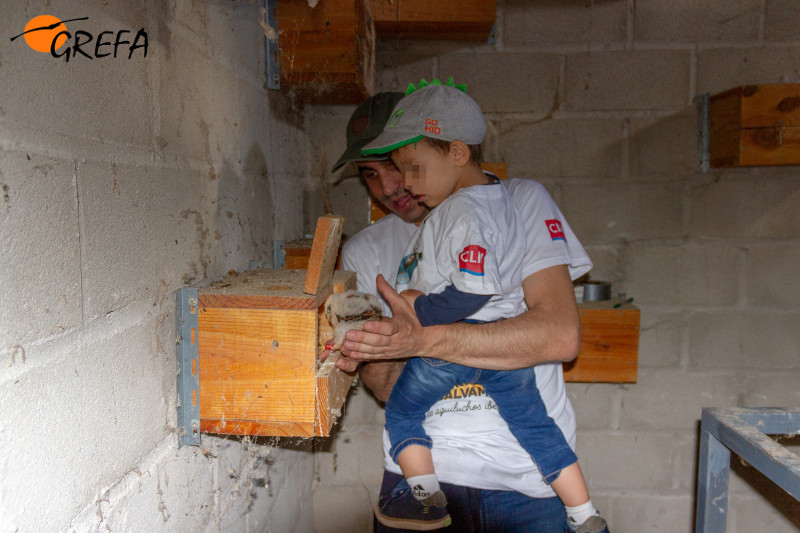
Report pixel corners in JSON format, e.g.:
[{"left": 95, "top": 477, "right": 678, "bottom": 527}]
[{"left": 399, "top": 288, "right": 423, "bottom": 309}]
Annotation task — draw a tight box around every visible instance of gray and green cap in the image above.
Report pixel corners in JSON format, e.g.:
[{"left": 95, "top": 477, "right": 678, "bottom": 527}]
[
  {"left": 331, "top": 91, "right": 405, "bottom": 173},
  {"left": 361, "top": 78, "right": 486, "bottom": 156}
]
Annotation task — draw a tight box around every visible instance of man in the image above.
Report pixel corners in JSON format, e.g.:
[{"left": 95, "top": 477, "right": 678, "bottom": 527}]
[{"left": 329, "top": 91, "right": 593, "bottom": 532}]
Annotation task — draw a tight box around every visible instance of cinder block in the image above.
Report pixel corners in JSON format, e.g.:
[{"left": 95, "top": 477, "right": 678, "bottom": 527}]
[
  {"left": 566, "top": 383, "right": 617, "bottom": 429},
  {"left": 439, "top": 52, "right": 561, "bottom": 114},
  {"left": 565, "top": 50, "right": 690, "bottom": 111},
  {"left": 609, "top": 493, "right": 695, "bottom": 533},
  {"left": 503, "top": 1, "right": 627, "bottom": 47},
  {"left": 317, "top": 429, "right": 385, "bottom": 488},
  {"left": 697, "top": 47, "right": 800, "bottom": 96},
  {"left": 375, "top": 51, "right": 436, "bottom": 93},
  {"left": 578, "top": 245, "right": 620, "bottom": 284},
  {"left": 157, "top": 33, "right": 241, "bottom": 164},
  {"left": 619, "top": 370, "right": 739, "bottom": 430},
  {"left": 637, "top": 311, "right": 684, "bottom": 368},
  {"left": 629, "top": 108, "right": 698, "bottom": 177},
  {"left": 312, "top": 484, "right": 374, "bottom": 533},
  {"left": 561, "top": 182, "right": 682, "bottom": 244},
  {"left": 729, "top": 462, "right": 800, "bottom": 531},
  {"left": 65, "top": 439, "right": 219, "bottom": 532},
  {"left": 499, "top": 118, "right": 622, "bottom": 178},
  {"left": 78, "top": 162, "right": 202, "bottom": 318},
  {"left": 0, "top": 152, "right": 82, "bottom": 348},
  {"left": 330, "top": 177, "right": 370, "bottom": 239},
  {"left": 742, "top": 372, "right": 800, "bottom": 407},
  {"left": 746, "top": 245, "right": 800, "bottom": 308},
  {"left": 2, "top": 4, "right": 152, "bottom": 148},
  {"left": 203, "top": 1, "right": 265, "bottom": 80},
  {"left": 620, "top": 244, "right": 740, "bottom": 306},
  {"left": 271, "top": 452, "right": 315, "bottom": 533},
  {"left": 338, "top": 384, "right": 386, "bottom": 428},
  {"left": 0, "top": 315, "right": 171, "bottom": 532},
  {"left": 687, "top": 175, "right": 800, "bottom": 239},
  {"left": 689, "top": 310, "right": 800, "bottom": 369},
  {"left": 575, "top": 430, "right": 678, "bottom": 490},
  {"left": 766, "top": 0, "right": 800, "bottom": 42},
  {"left": 634, "top": 0, "right": 761, "bottom": 43}
]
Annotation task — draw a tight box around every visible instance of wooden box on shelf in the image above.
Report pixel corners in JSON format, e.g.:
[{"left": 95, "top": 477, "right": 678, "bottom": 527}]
[
  {"left": 709, "top": 83, "right": 800, "bottom": 167},
  {"left": 278, "top": 0, "right": 374, "bottom": 104},
  {"left": 196, "top": 216, "right": 356, "bottom": 437},
  {"left": 564, "top": 298, "right": 640, "bottom": 383},
  {"left": 368, "top": 0, "right": 497, "bottom": 40}
]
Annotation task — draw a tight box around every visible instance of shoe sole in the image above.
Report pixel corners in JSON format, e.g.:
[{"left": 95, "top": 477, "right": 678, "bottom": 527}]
[{"left": 375, "top": 507, "right": 452, "bottom": 531}]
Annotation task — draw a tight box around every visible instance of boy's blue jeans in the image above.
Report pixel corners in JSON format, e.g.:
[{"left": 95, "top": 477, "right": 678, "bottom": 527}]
[
  {"left": 374, "top": 470, "right": 570, "bottom": 533},
  {"left": 385, "top": 357, "right": 578, "bottom": 484}
]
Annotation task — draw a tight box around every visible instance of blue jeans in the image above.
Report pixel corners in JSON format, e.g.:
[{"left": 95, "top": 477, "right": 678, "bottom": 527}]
[
  {"left": 374, "top": 471, "right": 570, "bottom": 533},
  {"left": 385, "top": 358, "right": 577, "bottom": 483}
]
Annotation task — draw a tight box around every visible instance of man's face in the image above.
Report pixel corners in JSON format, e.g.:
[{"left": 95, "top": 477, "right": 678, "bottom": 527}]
[{"left": 357, "top": 159, "right": 429, "bottom": 225}]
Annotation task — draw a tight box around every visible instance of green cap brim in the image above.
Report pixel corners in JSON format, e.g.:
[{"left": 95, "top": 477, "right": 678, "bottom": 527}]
[{"left": 360, "top": 135, "right": 424, "bottom": 156}]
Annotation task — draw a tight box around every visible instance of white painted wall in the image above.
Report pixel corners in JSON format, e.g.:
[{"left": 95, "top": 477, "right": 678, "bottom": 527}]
[
  {"left": 314, "top": 1, "right": 800, "bottom": 531},
  {"left": 1, "top": 1, "right": 317, "bottom": 531}
]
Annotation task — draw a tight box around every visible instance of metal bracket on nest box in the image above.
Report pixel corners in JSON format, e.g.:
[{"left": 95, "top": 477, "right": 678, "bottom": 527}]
[
  {"left": 696, "top": 93, "right": 710, "bottom": 173},
  {"left": 272, "top": 239, "right": 285, "bottom": 269},
  {"left": 175, "top": 288, "right": 201, "bottom": 447},
  {"left": 265, "top": 0, "right": 280, "bottom": 90}
]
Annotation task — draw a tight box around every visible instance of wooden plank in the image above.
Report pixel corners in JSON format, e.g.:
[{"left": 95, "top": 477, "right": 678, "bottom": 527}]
[
  {"left": 315, "top": 368, "right": 357, "bottom": 436},
  {"left": 739, "top": 83, "right": 800, "bottom": 128},
  {"left": 481, "top": 161, "right": 507, "bottom": 180},
  {"left": 278, "top": 0, "right": 374, "bottom": 104},
  {"left": 200, "top": 419, "right": 314, "bottom": 438},
  {"left": 564, "top": 300, "right": 639, "bottom": 383},
  {"left": 197, "top": 307, "right": 317, "bottom": 434},
  {"left": 369, "top": 0, "right": 496, "bottom": 40},
  {"left": 709, "top": 87, "right": 743, "bottom": 168},
  {"left": 304, "top": 215, "right": 345, "bottom": 295}
]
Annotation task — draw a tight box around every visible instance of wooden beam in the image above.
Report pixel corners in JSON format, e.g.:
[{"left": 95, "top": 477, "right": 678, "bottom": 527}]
[{"left": 304, "top": 215, "right": 345, "bottom": 295}]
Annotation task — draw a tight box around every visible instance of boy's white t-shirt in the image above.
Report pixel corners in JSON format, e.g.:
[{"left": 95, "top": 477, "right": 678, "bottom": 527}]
[
  {"left": 395, "top": 182, "right": 526, "bottom": 323},
  {"left": 341, "top": 177, "right": 592, "bottom": 498}
]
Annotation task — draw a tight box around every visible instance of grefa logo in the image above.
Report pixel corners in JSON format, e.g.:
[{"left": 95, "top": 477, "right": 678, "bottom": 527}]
[{"left": 10, "top": 15, "right": 148, "bottom": 62}]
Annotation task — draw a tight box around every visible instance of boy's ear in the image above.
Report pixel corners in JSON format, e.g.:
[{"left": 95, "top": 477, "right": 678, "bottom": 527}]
[{"left": 450, "top": 141, "right": 471, "bottom": 167}]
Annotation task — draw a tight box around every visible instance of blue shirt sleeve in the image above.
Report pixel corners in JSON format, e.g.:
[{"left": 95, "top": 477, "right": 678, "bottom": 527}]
[{"left": 413, "top": 285, "right": 492, "bottom": 326}]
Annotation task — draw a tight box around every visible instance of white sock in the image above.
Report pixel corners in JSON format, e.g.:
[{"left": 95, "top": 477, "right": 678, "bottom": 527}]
[
  {"left": 565, "top": 500, "right": 599, "bottom": 529},
  {"left": 407, "top": 474, "right": 440, "bottom": 501}
]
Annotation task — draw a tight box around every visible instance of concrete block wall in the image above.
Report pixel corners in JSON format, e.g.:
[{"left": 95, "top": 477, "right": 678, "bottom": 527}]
[
  {"left": 1, "top": 1, "right": 315, "bottom": 532},
  {"left": 311, "top": 0, "right": 800, "bottom": 531}
]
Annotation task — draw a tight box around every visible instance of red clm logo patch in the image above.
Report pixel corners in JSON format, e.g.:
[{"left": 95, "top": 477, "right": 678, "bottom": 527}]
[{"left": 458, "top": 245, "right": 486, "bottom": 276}]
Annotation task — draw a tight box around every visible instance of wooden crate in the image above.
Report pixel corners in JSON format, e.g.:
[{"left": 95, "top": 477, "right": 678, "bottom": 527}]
[
  {"left": 369, "top": 0, "right": 497, "bottom": 40},
  {"left": 197, "top": 269, "right": 356, "bottom": 438},
  {"left": 709, "top": 83, "right": 800, "bottom": 167},
  {"left": 564, "top": 299, "right": 640, "bottom": 383},
  {"left": 278, "top": 0, "right": 375, "bottom": 104}
]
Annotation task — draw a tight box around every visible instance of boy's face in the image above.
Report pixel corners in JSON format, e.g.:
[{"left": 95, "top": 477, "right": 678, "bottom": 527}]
[{"left": 391, "top": 142, "right": 457, "bottom": 209}]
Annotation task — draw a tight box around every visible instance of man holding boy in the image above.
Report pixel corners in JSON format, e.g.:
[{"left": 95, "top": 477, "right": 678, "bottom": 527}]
[{"left": 330, "top": 87, "right": 594, "bottom": 532}]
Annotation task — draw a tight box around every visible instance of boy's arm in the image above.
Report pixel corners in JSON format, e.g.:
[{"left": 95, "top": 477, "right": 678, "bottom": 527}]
[{"left": 340, "top": 264, "right": 580, "bottom": 371}]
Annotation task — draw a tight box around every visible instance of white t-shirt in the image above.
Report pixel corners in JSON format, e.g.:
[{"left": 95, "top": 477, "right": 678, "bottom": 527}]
[
  {"left": 341, "top": 177, "right": 592, "bottom": 498},
  {"left": 395, "top": 182, "right": 526, "bottom": 323}
]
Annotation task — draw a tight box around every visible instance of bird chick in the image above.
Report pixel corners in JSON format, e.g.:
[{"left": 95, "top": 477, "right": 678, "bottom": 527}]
[{"left": 324, "top": 291, "right": 383, "bottom": 351}]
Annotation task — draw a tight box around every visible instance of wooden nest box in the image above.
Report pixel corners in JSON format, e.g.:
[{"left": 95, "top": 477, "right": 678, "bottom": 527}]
[{"left": 176, "top": 216, "right": 355, "bottom": 443}]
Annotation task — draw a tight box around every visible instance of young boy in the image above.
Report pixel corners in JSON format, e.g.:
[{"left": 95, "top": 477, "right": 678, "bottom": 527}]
[{"left": 360, "top": 79, "right": 609, "bottom": 533}]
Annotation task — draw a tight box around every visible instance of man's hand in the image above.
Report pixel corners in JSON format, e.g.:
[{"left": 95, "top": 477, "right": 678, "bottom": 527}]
[
  {"left": 339, "top": 274, "right": 429, "bottom": 360},
  {"left": 318, "top": 339, "right": 360, "bottom": 372}
]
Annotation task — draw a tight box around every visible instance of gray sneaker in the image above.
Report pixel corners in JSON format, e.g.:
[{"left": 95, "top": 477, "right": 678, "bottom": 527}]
[
  {"left": 376, "top": 488, "right": 451, "bottom": 531},
  {"left": 574, "top": 515, "right": 610, "bottom": 533}
]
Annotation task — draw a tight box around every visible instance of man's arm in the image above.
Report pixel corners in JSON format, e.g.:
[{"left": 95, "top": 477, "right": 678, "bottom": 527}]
[{"left": 340, "top": 264, "right": 581, "bottom": 370}]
